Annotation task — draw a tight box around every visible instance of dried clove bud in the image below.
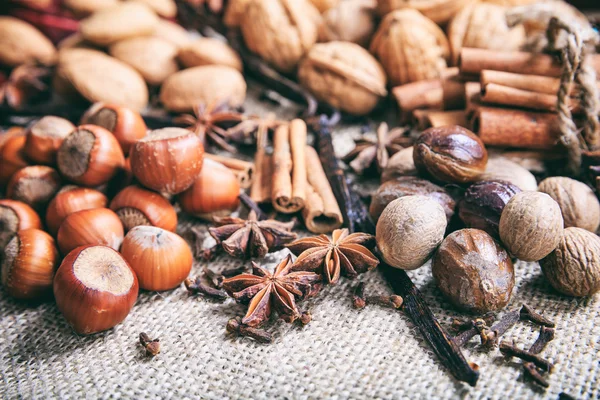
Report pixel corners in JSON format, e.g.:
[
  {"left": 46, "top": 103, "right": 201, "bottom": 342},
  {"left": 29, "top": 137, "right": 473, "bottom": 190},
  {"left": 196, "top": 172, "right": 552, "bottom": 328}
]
[
  {"left": 299, "top": 311, "right": 312, "bottom": 325},
  {"left": 226, "top": 317, "right": 273, "bottom": 344},
  {"left": 139, "top": 332, "right": 160, "bottom": 357},
  {"left": 520, "top": 304, "right": 555, "bottom": 328},
  {"left": 451, "top": 314, "right": 495, "bottom": 332},
  {"left": 499, "top": 342, "right": 554, "bottom": 372},
  {"left": 352, "top": 282, "right": 367, "bottom": 309},
  {"left": 366, "top": 295, "right": 403, "bottom": 309},
  {"left": 184, "top": 276, "right": 228, "bottom": 301}
]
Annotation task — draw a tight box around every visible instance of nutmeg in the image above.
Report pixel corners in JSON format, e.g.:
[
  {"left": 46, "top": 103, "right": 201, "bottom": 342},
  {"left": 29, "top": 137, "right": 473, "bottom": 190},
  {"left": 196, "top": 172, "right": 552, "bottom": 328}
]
[
  {"left": 370, "top": 9, "right": 449, "bottom": 86},
  {"left": 538, "top": 177, "right": 600, "bottom": 233},
  {"left": 0, "top": 16, "right": 57, "bottom": 67},
  {"left": 178, "top": 38, "right": 242, "bottom": 71},
  {"left": 110, "top": 185, "right": 177, "bottom": 232},
  {"left": 7, "top": 166, "right": 62, "bottom": 212},
  {"left": 159, "top": 66, "right": 247, "bottom": 113},
  {"left": 298, "top": 41, "right": 387, "bottom": 115},
  {"left": 433, "top": 228, "right": 514, "bottom": 313},
  {"left": 24, "top": 116, "right": 75, "bottom": 165},
  {"left": 380, "top": 146, "right": 418, "bottom": 182},
  {"left": 376, "top": 195, "right": 447, "bottom": 270},
  {"left": 499, "top": 192, "right": 564, "bottom": 262},
  {"left": 318, "top": 0, "right": 376, "bottom": 47},
  {"left": 0, "top": 199, "right": 42, "bottom": 248},
  {"left": 370, "top": 176, "right": 455, "bottom": 222},
  {"left": 478, "top": 156, "right": 538, "bottom": 192},
  {"left": 241, "top": 0, "right": 321, "bottom": 73},
  {"left": 414, "top": 126, "right": 488, "bottom": 184},
  {"left": 458, "top": 180, "right": 521, "bottom": 239},
  {"left": 45, "top": 185, "right": 108, "bottom": 236},
  {"left": 57, "top": 208, "right": 124, "bottom": 255},
  {"left": 540, "top": 227, "right": 600, "bottom": 297},
  {"left": 376, "top": 0, "right": 474, "bottom": 24},
  {"left": 0, "top": 135, "right": 29, "bottom": 187}
]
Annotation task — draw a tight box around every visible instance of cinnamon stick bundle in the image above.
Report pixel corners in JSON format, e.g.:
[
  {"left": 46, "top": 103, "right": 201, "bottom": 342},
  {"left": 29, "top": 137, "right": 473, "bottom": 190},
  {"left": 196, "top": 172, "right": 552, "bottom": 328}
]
[
  {"left": 480, "top": 70, "right": 600, "bottom": 95},
  {"left": 250, "top": 123, "right": 272, "bottom": 204},
  {"left": 481, "top": 83, "right": 586, "bottom": 113},
  {"left": 302, "top": 146, "right": 343, "bottom": 234},
  {"left": 465, "top": 82, "right": 481, "bottom": 117},
  {"left": 205, "top": 153, "right": 254, "bottom": 189},
  {"left": 271, "top": 119, "right": 307, "bottom": 213},
  {"left": 413, "top": 110, "right": 468, "bottom": 130}
]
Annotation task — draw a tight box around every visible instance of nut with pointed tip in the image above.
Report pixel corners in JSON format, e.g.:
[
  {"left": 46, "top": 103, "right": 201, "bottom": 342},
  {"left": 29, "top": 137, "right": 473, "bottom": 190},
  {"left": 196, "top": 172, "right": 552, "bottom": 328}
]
[
  {"left": 6, "top": 166, "right": 61, "bottom": 212},
  {"left": 24, "top": 116, "right": 75, "bottom": 165},
  {"left": 0, "top": 135, "right": 28, "bottom": 187},
  {"left": 57, "top": 208, "right": 124, "bottom": 255},
  {"left": 0, "top": 199, "right": 42, "bottom": 248},
  {"left": 110, "top": 185, "right": 177, "bottom": 232},
  {"left": 45, "top": 185, "right": 108, "bottom": 236}
]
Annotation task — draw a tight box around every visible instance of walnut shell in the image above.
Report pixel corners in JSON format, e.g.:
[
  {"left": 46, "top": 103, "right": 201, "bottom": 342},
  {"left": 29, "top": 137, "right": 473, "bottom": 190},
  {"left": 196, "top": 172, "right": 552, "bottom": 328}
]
[
  {"left": 298, "top": 41, "right": 387, "bottom": 115},
  {"left": 538, "top": 177, "right": 600, "bottom": 233},
  {"left": 309, "top": 0, "right": 339, "bottom": 13},
  {"left": 433, "top": 228, "right": 514, "bottom": 313},
  {"left": 540, "top": 227, "right": 600, "bottom": 297},
  {"left": 376, "top": 0, "right": 475, "bottom": 25},
  {"left": 80, "top": 3, "right": 159, "bottom": 46},
  {"left": 0, "top": 17, "right": 57, "bottom": 67},
  {"left": 478, "top": 156, "right": 538, "bottom": 192},
  {"left": 63, "top": 0, "right": 120, "bottom": 16},
  {"left": 152, "top": 19, "right": 192, "bottom": 49},
  {"left": 109, "top": 37, "right": 179, "bottom": 85},
  {"left": 240, "top": 0, "right": 321, "bottom": 73},
  {"left": 224, "top": 0, "right": 251, "bottom": 27},
  {"left": 178, "top": 38, "right": 242, "bottom": 71},
  {"left": 448, "top": 3, "right": 525, "bottom": 64},
  {"left": 376, "top": 195, "right": 447, "bottom": 270},
  {"left": 54, "top": 49, "right": 149, "bottom": 111},
  {"left": 499, "top": 191, "right": 564, "bottom": 262},
  {"left": 380, "top": 146, "right": 417, "bottom": 182},
  {"left": 413, "top": 125, "right": 488, "bottom": 184},
  {"left": 370, "top": 176, "right": 455, "bottom": 222},
  {"left": 130, "top": 0, "right": 177, "bottom": 18},
  {"left": 318, "top": 0, "right": 376, "bottom": 47},
  {"left": 159, "top": 65, "right": 247, "bottom": 112},
  {"left": 370, "top": 9, "right": 449, "bottom": 86}
]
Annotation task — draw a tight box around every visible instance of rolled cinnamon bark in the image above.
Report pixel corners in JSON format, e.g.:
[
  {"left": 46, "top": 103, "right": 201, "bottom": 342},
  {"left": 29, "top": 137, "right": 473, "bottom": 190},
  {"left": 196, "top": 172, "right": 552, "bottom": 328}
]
[
  {"left": 302, "top": 146, "right": 343, "bottom": 234},
  {"left": 413, "top": 110, "right": 468, "bottom": 130},
  {"left": 205, "top": 153, "right": 254, "bottom": 189},
  {"left": 465, "top": 82, "right": 481, "bottom": 117},
  {"left": 481, "top": 83, "right": 589, "bottom": 113},
  {"left": 441, "top": 68, "right": 467, "bottom": 110},
  {"left": 481, "top": 70, "right": 560, "bottom": 94},
  {"left": 472, "top": 107, "right": 562, "bottom": 150},
  {"left": 392, "top": 79, "right": 443, "bottom": 113},
  {"left": 250, "top": 124, "right": 272, "bottom": 203}
]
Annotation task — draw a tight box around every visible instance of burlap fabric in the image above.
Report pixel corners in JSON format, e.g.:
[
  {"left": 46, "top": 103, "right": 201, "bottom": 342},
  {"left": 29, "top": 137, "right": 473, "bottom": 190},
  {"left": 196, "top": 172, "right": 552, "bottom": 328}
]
[{"left": 1, "top": 89, "right": 599, "bottom": 399}]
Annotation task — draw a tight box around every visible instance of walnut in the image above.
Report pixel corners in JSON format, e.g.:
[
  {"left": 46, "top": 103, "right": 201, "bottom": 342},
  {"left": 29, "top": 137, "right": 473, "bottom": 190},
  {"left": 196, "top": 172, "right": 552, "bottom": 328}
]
[
  {"left": 540, "top": 227, "right": 600, "bottom": 297},
  {"left": 298, "top": 41, "right": 387, "bottom": 115},
  {"left": 538, "top": 177, "right": 600, "bottom": 233},
  {"left": 224, "top": 0, "right": 251, "bottom": 27},
  {"left": 240, "top": 0, "right": 321, "bottom": 73},
  {"left": 0, "top": 17, "right": 57, "bottom": 67},
  {"left": 499, "top": 192, "right": 564, "bottom": 262},
  {"left": 318, "top": 0, "right": 376, "bottom": 47},
  {"left": 309, "top": 0, "right": 339, "bottom": 13},
  {"left": 380, "top": 146, "right": 417, "bottom": 182},
  {"left": 448, "top": 3, "right": 525, "bottom": 64},
  {"left": 370, "top": 9, "right": 449, "bottom": 86},
  {"left": 376, "top": 0, "right": 475, "bottom": 25},
  {"left": 478, "top": 156, "right": 538, "bottom": 192},
  {"left": 178, "top": 38, "right": 242, "bottom": 71}
]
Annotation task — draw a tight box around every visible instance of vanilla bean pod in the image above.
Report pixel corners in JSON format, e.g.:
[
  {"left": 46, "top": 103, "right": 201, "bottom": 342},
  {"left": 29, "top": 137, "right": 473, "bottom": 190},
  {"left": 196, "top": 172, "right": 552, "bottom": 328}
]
[
  {"left": 239, "top": 192, "right": 267, "bottom": 221},
  {"left": 520, "top": 304, "right": 556, "bottom": 328},
  {"left": 499, "top": 342, "right": 554, "bottom": 372}
]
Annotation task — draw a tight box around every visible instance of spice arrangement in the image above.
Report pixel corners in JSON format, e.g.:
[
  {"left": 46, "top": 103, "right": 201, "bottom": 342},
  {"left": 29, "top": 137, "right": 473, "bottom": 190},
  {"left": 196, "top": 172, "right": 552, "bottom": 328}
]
[{"left": 0, "top": 0, "right": 599, "bottom": 396}]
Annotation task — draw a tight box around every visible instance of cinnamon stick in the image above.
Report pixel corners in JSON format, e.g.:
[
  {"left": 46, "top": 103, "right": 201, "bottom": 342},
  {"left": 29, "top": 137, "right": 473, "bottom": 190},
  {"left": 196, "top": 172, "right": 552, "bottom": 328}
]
[
  {"left": 413, "top": 110, "right": 468, "bottom": 130},
  {"left": 441, "top": 68, "right": 467, "bottom": 110},
  {"left": 250, "top": 122, "right": 271, "bottom": 203},
  {"left": 302, "top": 146, "right": 343, "bottom": 234},
  {"left": 205, "top": 153, "right": 254, "bottom": 189},
  {"left": 480, "top": 70, "right": 600, "bottom": 95},
  {"left": 481, "top": 83, "right": 587, "bottom": 113},
  {"left": 392, "top": 79, "right": 443, "bottom": 114},
  {"left": 472, "top": 107, "right": 562, "bottom": 150},
  {"left": 465, "top": 82, "right": 481, "bottom": 117}
]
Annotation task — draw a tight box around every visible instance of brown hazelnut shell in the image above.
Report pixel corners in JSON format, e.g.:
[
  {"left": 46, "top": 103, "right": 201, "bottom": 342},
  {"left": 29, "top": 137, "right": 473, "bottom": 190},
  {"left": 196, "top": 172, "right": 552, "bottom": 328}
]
[
  {"left": 110, "top": 185, "right": 177, "bottom": 232},
  {"left": 24, "top": 116, "right": 75, "bottom": 165},
  {"left": 57, "top": 208, "right": 124, "bottom": 255},
  {"left": 0, "top": 135, "right": 29, "bottom": 187},
  {"left": 0, "top": 199, "right": 42, "bottom": 249},
  {"left": 45, "top": 186, "right": 108, "bottom": 236},
  {"left": 6, "top": 165, "right": 62, "bottom": 212}
]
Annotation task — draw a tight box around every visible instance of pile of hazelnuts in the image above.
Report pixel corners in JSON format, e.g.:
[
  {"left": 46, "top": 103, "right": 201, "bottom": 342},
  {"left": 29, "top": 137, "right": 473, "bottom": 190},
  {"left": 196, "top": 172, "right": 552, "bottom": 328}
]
[{"left": 0, "top": 103, "right": 241, "bottom": 335}]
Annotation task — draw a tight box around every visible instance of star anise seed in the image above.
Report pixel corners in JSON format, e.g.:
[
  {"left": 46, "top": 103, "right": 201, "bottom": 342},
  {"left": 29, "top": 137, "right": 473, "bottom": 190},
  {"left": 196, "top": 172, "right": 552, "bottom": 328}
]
[{"left": 286, "top": 228, "right": 379, "bottom": 285}]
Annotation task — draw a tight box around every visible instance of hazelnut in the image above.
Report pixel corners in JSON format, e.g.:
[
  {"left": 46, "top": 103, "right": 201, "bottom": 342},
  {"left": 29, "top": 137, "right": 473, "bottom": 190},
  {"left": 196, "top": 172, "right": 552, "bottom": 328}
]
[
  {"left": 370, "top": 176, "right": 455, "bottom": 222},
  {"left": 6, "top": 166, "right": 62, "bottom": 212},
  {"left": 0, "top": 135, "right": 28, "bottom": 187},
  {"left": 24, "top": 116, "right": 75, "bottom": 165},
  {"left": 110, "top": 185, "right": 177, "bottom": 232},
  {"left": 499, "top": 192, "right": 564, "bottom": 262},
  {"left": 380, "top": 146, "right": 417, "bottom": 182},
  {"left": 432, "top": 229, "right": 514, "bottom": 313},
  {"left": 413, "top": 126, "right": 488, "bottom": 184},
  {"left": 0, "top": 200, "right": 42, "bottom": 249},
  {"left": 57, "top": 208, "right": 124, "bottom": 255},
  {"left": 540, "top": 227, "right": 600, "bottom": 297},
  {"left": 178, "top": 38, "right": 242, "bottom": 71},
  {"left": 0, "top": 16, "right": 57, "bottom": 67},
  {"left": 45, "top": 186, "right": 108, "bottom": 236},
  {"left": 376, "top": 195, "right": 447, "bottom": 270},
  {"left": 376, "top": 0, "right": 474, "bottom": 25},
  {"left": 458, "top": 180, "right": 521, "bottom": 239},
  {"left": 478, "top": 156, "right": 538, "bottom": 192},
  {"left": 538, "top": 177, "right": 600, "bottom": 233},
  {"left": 318, "top": 0, "right": 375, "bottom": 47}
]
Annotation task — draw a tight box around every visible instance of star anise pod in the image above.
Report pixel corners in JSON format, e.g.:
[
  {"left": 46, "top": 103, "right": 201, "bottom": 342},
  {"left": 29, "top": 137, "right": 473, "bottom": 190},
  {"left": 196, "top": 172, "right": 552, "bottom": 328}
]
[
  {"left": 342, "top": 123, "right": 412, "bottom": 175},
  {"left": 209, "top": 210, "right": 297, "bottom": 259},
  {"left": 222, "top": 255, "right": 321, "bottom": 326},
  {"left": 286, "top": 229, "right": 379, "bottom": 285},
  {"left": 0, "top": 64, "right": 51, "bottom": 110}
]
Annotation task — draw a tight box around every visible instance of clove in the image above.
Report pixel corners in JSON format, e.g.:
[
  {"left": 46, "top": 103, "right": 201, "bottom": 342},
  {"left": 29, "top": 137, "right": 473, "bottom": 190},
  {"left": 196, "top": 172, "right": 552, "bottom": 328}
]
[
  {"left": 139, "top": 332, "right": 160, "bottom": 357},
  {"left": 479, "top": 307, "right": 522, "bottom": 347},
  {"left": 520, "top": 304, "right": 556, "bottom": 328},
  {"left": 366, "top": 295, "right": 404, "bottom": 309},
  {"left": 352, "top": 282, "right": 367, "bottom": 309},
  {"left": 226, "top": 317, "right": 273, "bottom": 344},
  {"left": 522, "top": 326, "right": 556, "bottom": 388},
  {"left": 451, "top": 314, "right": 496, "bottom": 332},
  {"left": 299, "top": 311, "right": 312, "bottom": 325},
  {"left": 184, "top": 276, "right": 228, "bottom": 301},
  {"left": 499, "top": 342, "right": 554, "bottom": 372},
  {"left": 523, "top": 362, "right": 549, "bottom": 388}
]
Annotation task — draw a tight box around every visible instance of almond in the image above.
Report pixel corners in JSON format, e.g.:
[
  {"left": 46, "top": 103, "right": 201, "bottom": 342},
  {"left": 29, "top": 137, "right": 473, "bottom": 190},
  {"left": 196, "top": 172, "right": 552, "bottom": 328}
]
[
  {"left": 153, "top": 19, "right": 191, "bottom": 49},
  {"left": 63, "top": 0, "right": 120, "bottom": 16},
  {"left": 0, "top": 17, "right": 57, "bottom": 67},
  {"left": 110, "top": 37, "right": 179, "bottom": 85},
  {"left": 130, "top": 0, "right": 177, "bottom": 18},
  {"left": 178, "top": 38, "right": 242, "bottom": 71}
]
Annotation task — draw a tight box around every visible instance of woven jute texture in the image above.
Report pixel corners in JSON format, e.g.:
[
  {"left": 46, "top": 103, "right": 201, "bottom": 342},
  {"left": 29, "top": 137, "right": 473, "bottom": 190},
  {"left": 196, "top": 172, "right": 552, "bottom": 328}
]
[{"left": 1, "top": 89, "right": 599, "bottom": 399}]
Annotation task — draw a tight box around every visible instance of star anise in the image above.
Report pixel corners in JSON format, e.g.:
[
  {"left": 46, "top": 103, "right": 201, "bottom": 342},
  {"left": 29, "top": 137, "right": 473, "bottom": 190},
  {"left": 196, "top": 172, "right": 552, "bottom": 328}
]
[
  {"left": 286, "top": 229, "right": 379, "bottom": 285},
  {"left": 222, "top": 255, "right": 321, "bottom": 326},
  {"left": 209, "top": 210, "right": 297, "bottom": 259},
  {"left": 0, "top": 64, "right": 52, "bottom": 110},
  {"left": 342, "top": 122, "right": 412, "bottom": 175}
]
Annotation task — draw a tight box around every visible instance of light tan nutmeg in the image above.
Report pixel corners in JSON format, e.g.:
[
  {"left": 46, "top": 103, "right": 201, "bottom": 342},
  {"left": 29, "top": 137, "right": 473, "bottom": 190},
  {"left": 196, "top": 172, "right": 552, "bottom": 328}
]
[
  {"left": 499, "top": 191, "right": 564, "bottom": 262},
  {"left": 240, "top": 0, "right": 321, "bottom": 73},
  {"left": 477, "top": 156, "right": 538, "bottom": 192},
  {"left": 159, "top": 66, "right": 246, "bottom": 113},
  {"left": 110, "top": 37, "right": 179, "bottom": 86},
  {"left": 540, "top": 227, "right": 600, "bottom": 297},
  {"left": 380, "top": 146, "right": 417, "bottom": 183},
  {"left": 298, "top": 41, "right": 387, "bottom": 115},
  {"left": 376, "top": 195, "right": 447, "bottom": 270},
  {"left": 376, "top": 0, "right": 475, "bottom": 25},
  {"left": 178, "top": 38, "right": 242, "bottom": 71},
  {"left": 318, "top": 0, "right": 376, "bottom": 47},
  {"left": 448, "top": 3, "right": 525, "bottom": 64},
  {"left": 537, "top": 177, "right": 600, "bottom": 233},
  {"left": 0, "top": 17, "right": 57, "bottom": 67},
  {"left": 308, "top": 0, "right": 339, "bottom": 13},
  {"left": 370, "top": 9, "right": 450, "bottom": 86}
]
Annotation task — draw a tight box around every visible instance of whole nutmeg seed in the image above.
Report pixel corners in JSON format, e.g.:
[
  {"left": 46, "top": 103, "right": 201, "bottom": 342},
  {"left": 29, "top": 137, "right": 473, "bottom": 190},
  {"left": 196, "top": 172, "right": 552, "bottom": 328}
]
[
  {"left": 370, "top": 9, "right": 449, "bottom": 86},
  {"left": 458, "top": 180, "right": 521, "bottom": 238},
  {"left": 0, "top": 135, "right": 28, "bottom": 187},
  {"left": 1, "top": 229, "right": 59, "bottom": 300},
  {"left": 298, "top": 41, "right": 387, "bottom": 115},
  {"left": 0, "top": 16, "right": 57, "bottom": 67},
  {"left": 369, "top": 176, "right": 455, "bottom": 222},
  {"left": 0, "top": 200, "right": 42, "bottom": 249},
  {"left": 376, "top": 0, "right": 474, "bottom": 24},
  {"left": 177, "top": 158, "right": 241, "bottom": 220},
  {"left": 80, "top": 103, "right": 148, "bottom": 155},
  {"left": 318, "top": 0, "right": 375, "bottom": 47},
  {"left": 499, "top": 191, "right": 564, "bottom": 262},
  {"left": 376, "top": 195, "right": 447, "bottom": 270},
  {"left": 538, "top": 177, "right": 600, "bottom": 233},
  {"left": 7, "top": 166, "right": 62, "bottom": 212},
  {"left": 178, "top": 38, "right": 242, "bottom": 71},
  {"left": 380, "top": 146, "right": 417, "bottom": 182},
  {"left": 540, "top": 227, "right": 600, "bottom": 297},
  {"left": 57, "top": 208, "right": 124, "bottom": 255},
  {"left": 130, "top": 128, "right": 204, "bottom": 194},
  {"left": 57, "top": 124, "right": 126, "bottom": 187},
  {"left": 45, "top": 186, "right": 108, "bottom": 236},
  {"left": 478, "top": 156, "right": 538, "bottom": 192},
  {"left": 414, "top": 125, "right": 488, "bottom": 184},
  {"left": 24, "top": 116, "right": 75, "bottom": 165},
  {"left": 432, "top": 228, "right": 514, "bottom": 313},
  {"left": 110, "top": 185, "right": 177, "bottom": 232},
  {"left": 53, "top": 245, "right": 139, "bottom": 334},
  {"left": 120, "top": 226, "right": 192, "bottom": 291}
]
